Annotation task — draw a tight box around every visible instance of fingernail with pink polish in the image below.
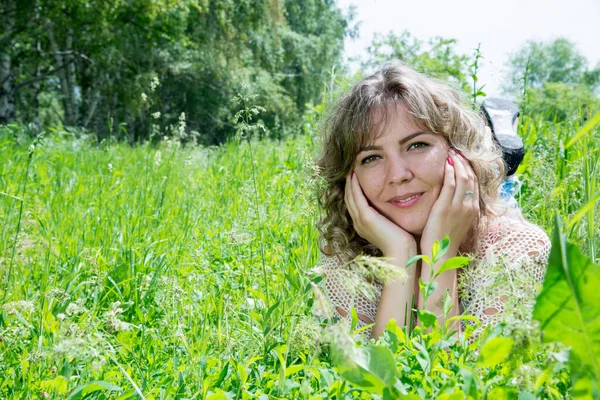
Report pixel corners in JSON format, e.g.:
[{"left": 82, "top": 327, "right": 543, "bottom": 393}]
[
  {"left": 447, "top": 156, "right": 453, "bottom": 166},
  {"left": 351, "top": 171, "right": 355, "bottom": 179}
]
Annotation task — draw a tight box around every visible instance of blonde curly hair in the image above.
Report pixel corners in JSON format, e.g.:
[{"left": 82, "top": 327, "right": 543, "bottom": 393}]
[{"left": 316, "top": 62, "right": 507, "bottom": 261}]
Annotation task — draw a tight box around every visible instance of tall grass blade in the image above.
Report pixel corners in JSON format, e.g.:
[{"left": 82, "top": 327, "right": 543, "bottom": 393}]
[{"left": 564, "top": 112, "right": 600, "bottom": 149}]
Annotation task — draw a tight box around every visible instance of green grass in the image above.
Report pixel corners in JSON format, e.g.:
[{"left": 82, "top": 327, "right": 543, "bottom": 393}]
[{"left": 0, "top": 111, "right": 598, "bottom": 398}]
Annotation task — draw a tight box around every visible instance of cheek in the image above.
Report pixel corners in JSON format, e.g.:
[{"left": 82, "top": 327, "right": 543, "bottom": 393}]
[
  {"left": 419, "top": 147, "right": 447, "bottom": 187},
  {"left": 355, "top": 168, "right": 385, "bottom": 203}
]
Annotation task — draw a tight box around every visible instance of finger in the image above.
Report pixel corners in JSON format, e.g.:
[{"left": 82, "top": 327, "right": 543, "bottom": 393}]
[
  {"left": 436, "top": 154, "right": 455, "bottom": 206},
  {"left": 451, "top": 151, "right": 472, "bottom": 207},
  {"left": 458, "top": 152, "right": 477, "bottom": 204},
  {"left": 350, "top": 172, "right": 371, "bottom": 212},
  {"left": 345, "top": 174, "right": 359, "bottom": 219},
  {"left": 473, "top": 172, "right": 480, "bottom": 211}
]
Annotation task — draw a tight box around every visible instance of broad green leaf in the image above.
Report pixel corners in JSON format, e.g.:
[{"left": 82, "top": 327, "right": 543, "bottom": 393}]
[
  {"left": 435, "top": 256, "right": 471, "bottom": 278},
  {"left": 416, "top": 309, "right": 437, "bottom": 328},
  {"left": 533, "top": 216, "right": 600, "bottom": 392},
  {"left": 364, "top": 346, "right": 398, "bottom": 388},
  {"left": 477, "top": 337, "right": 514, "bottom": 368},
  {"left": 335, "top": 345, "right": 396, "bottom": 394}
]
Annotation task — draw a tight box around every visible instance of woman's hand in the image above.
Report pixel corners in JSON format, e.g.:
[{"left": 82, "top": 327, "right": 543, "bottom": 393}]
[
  {"left": 420, "top": 149, "right": 480, "bottom": 260},
  {"left": 345, "top": 172, "right": 417, "bottom": 257}
]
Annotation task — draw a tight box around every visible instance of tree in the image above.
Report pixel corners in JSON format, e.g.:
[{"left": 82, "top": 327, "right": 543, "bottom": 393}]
[
  {"left": 1, "top": 0, "right": 351, "bottom": 144},
  {"left": 360, "top": 31, "right": 471, "bottom": 92},
  {"left": 503, "top": 38, "right": 600, "bottom": 122},
  {"left": 503, "top": 38, "right": 596, "bottom": 96}
]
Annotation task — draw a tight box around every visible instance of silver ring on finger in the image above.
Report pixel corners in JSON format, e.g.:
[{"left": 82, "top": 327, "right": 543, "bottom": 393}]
[{"left": 465, "top": 190, "right": 474, "bottom": 196}]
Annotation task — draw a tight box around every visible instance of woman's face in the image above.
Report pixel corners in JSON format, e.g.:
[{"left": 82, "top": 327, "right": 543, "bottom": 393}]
[{"left": 353, "top": 103, "right": 449, "bottom": 235}]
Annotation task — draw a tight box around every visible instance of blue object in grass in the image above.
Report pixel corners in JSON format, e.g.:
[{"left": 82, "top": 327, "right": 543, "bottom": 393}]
[{"left": 499, "top": 175, "right": 521, "bottom": 208}]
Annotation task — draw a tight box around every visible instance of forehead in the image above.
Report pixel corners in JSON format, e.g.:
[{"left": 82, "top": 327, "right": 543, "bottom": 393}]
[{"left": 367, "top": 102, "right": 424, "bottom": 143}]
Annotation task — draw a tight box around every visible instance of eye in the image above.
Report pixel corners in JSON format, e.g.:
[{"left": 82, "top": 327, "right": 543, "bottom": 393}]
[
  {"left": 360, "top": 154, "right": 381, "bottom": 165},
  {"left": 408, "top": 141, "right": 429, "bottom": 150}
]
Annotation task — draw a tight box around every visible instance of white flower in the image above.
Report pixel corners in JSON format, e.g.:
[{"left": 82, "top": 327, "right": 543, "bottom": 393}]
[
  {"left": 141, "top": 92, "right": 148, "bottom": 102},
  {"left": 246, "top": 298, "right": 255, "bottom": 309},
  {"left": 28, "top": 144, "right": 35, "bottom": 154},
  {"left": 150, "top": 76, "right": 160, "bottom": 92},
  {"left": 151, "top": 111, "right": 161, "bottom": 120},
  {"left": 107, "top": 163, "right": 113, "bottom": 173},
  {"left": 3, "top": 300, "right": 35, "bottom": 314}
]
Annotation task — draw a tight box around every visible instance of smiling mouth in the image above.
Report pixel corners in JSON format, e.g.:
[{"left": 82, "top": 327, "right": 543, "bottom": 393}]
[{"left": 389, "top": 193, "right": 424, "bottom": 208}]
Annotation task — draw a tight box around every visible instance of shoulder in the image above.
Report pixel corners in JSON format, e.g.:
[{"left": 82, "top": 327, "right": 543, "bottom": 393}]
[{"left": 478, "top": 215, "right": 551, "bottom": 265}]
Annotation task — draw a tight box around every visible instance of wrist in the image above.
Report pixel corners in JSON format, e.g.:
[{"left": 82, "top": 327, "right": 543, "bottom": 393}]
[{"left": 383, "top": 244, "right": 417, "bottom": 264}]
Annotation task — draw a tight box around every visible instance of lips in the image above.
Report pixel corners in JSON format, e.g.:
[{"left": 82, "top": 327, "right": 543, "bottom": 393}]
[
  {"left": 388, "top": 192, "right": 424, "bottom": 203},
  {"left": 388, "top": 192, "right": 424, "bottom": 208}
]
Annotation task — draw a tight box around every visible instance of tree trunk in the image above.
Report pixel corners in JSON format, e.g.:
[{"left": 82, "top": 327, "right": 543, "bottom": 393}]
[
  {"left": 0, "top": 0, "right": 17, "bottom": 124},
  {"left": 48, "top": 25, "right": 78, "bottom": 126}
]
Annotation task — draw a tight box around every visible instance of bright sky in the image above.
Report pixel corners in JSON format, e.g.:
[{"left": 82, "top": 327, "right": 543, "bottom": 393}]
[{"left": 338, "top": 0, "right": 600, "bottom": 96}]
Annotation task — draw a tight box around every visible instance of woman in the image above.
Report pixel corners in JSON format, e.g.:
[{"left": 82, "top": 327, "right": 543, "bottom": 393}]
[{"left": 316, "top": 63, "right": 550, "bottom": 340}]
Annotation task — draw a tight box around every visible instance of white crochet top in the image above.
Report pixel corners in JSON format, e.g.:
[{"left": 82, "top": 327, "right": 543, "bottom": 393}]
[{"left": 318, "top": 214, "right": 551, "bottom": 340}]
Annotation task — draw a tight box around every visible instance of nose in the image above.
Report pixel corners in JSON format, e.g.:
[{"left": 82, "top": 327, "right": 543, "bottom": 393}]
[{"left": 386, "top": 156, "right": 413, "bottom": 185}]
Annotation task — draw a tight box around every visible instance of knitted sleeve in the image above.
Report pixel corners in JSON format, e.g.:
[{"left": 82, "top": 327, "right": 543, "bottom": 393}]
[
  {"left": 318, "top": 249, "right": 382, "bottom": 340},
  {"left": 459, "top": 217, "right": 551, "bottom": 338}
]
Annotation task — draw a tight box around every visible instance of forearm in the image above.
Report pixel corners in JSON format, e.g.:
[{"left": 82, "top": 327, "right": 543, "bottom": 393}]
[{"left": 371, "top": 248, "right": 418, "bottom": 339}]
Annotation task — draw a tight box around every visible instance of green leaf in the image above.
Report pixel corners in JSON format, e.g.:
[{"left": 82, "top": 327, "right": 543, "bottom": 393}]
[
  {"left": 68, "top": 381, "right": 123, "bottom": 400},
  {"left": 335, "top": 345, "right": 398, "bottom": 394},
  {"left": 418, "top": 278, "right": 437, "bottom": 300},
  {"left": 406, "top": 255, "right": 423, "bottom": 268},
  {"left": 442, "top": 289, "right": 453, "bottom": 317},
  {"left": 416, "top": 309, "right": 437, "bottom": 328},
  {"left": 350, "top": 306, "right": 358, "bottom": 332},
  {"left": 433, "top": 236, "right": 451, "bottom": 264},
  {"left": 432, "top": 240, "right": 440, "bottom": 261},
  {"left": 477, "top": 337, "right": 514, "bottom": 368},
  {"left": 435, "top": 257, "right": 471, "bottom": 278},
  {"left": 533, "top": 215, "right": 600, "bottom": 391},
  {"left": 364, "top": 346, "right": 398, "bottom": 388}
]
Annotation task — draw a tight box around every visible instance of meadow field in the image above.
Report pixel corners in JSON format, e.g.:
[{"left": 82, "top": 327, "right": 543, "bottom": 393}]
[{"left": 0, "top": 110, "right": 598, "bottom": 398}]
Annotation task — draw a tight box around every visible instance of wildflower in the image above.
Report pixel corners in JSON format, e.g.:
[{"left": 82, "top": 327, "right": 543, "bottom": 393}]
[
  {"left": 178, "top": 112, "right": 186, "bottom": 137},
  {"left": 141, "top": 92, "right": 148, "bottom": 102},
  {"left": 54, "top": 337, "right": 87, "bottom": 358},
  {"left": 2, "top": 300, "right": 35, "bottom": 315},
  {"left": 28, "top": 144, "right": 35, "bottom": 154},
  {"left": 154, "top": 150, "right": 162, "bottom": 167},
  {"left": 150, "top": 76, "right": 160, "bottom": 92},
  {"left": 246, "top": 298, "right": 255, "bottom": 309},
  {"left": 107, "top": 163, "right": 113, "bottom": 173},
  {"left": 57, "top": 313, "right": 66, "bottom": 321},
  {"left": 46, "top": 288, "right": 70, "bottom": 302},
  {"left": 151, "top": 111, "right": 161, "bottom": 120},
  {"left": 104, "top": 301, "right": 130, "bottom": 333},
  {"left": 65, "top": 302, "right": 86, "bottom": 317}
]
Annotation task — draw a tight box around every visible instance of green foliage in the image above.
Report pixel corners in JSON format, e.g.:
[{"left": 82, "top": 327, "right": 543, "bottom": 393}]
[
  {"left": 2, "top": 0, "right": 350, "bottom": 143},
  {"left": 360, "top": 31, "right": 471, "bottom": 92},
  {"left": 534, "top": 216, "right": 600, "bottom": 397}
]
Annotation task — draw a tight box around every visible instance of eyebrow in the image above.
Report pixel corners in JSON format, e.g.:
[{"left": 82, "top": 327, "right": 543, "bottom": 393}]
[{"left": 358, "top": 131, "right": 430, "bottom": 153}]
